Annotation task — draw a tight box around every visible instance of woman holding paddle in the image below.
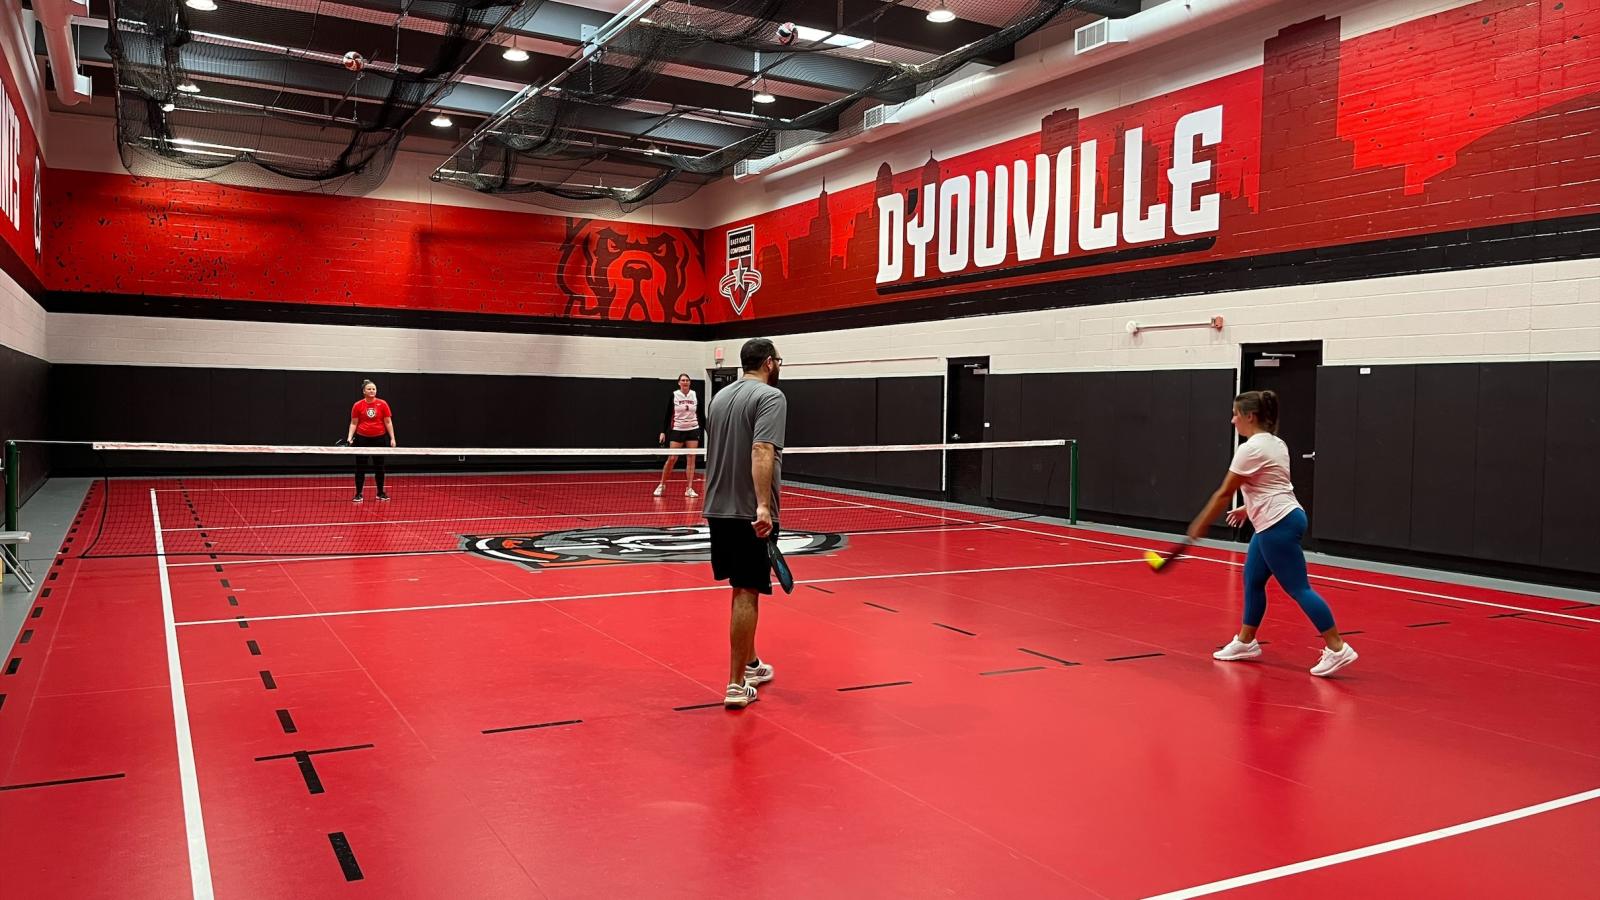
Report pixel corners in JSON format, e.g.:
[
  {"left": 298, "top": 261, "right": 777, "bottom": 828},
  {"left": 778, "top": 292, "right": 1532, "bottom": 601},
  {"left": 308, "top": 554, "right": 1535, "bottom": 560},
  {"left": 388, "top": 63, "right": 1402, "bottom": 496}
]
[{"left": 1184, "top": 390, "right": 1356, "bottom": 677}]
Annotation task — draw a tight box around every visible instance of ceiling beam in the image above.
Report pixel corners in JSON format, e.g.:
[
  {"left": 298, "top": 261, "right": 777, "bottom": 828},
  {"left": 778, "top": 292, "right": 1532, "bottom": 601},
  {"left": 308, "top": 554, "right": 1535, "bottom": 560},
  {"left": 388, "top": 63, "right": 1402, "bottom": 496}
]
[
  {"left": 309, "top": 0, "right": 898, "bottom": 95},
  {"left": 71, "top": 23, "right": 760, "bottom": 148},
  {"left": 687, "top": 0, "right": 1012, "bottom": 66}
]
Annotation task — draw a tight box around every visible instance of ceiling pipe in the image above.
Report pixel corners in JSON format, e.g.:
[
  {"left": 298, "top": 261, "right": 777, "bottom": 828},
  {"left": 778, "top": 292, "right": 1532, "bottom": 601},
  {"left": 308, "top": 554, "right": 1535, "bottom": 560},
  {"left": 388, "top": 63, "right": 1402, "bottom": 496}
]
[
  {"left": 34, "top": 0, "right": 92, "bottom": 105},
  {"left": 736, "top": 0, "right": 1287, "bottom": 182}
]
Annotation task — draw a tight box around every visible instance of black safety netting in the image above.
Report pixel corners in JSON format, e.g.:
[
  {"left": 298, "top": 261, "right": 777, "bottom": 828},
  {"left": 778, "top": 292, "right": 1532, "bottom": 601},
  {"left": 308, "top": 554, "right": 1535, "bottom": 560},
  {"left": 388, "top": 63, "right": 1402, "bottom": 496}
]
[
  {"left": 107, "top": 0, "right": 522, "bottom": 194},
  {"left": 433, "top": 0, "right": 1086, "bottom": 213}
]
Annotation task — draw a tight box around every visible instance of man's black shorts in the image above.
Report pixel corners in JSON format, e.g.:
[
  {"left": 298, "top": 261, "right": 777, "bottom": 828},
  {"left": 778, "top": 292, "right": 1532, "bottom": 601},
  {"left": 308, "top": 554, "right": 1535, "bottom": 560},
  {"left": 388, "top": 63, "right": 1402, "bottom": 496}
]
[{"left": 706, "top": 517, "right": 772, "bottom": 594}]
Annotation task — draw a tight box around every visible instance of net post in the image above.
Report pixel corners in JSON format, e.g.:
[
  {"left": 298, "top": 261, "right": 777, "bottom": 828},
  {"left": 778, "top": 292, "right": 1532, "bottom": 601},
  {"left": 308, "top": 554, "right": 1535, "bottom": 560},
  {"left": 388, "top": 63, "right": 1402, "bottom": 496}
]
[
  {"left": 4, "top": 441, "right": 19, "bottom": 563},
  {"left": 1068, "top": 439, "right": 1078, "bottom": 525}
]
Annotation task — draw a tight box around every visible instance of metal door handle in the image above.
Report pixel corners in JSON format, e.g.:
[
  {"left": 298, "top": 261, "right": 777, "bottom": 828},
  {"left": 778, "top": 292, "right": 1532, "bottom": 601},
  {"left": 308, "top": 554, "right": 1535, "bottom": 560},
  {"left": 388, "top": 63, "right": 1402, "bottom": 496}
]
[{"left": 1302, "top": 452, "right": 1316, "bottom": 460}]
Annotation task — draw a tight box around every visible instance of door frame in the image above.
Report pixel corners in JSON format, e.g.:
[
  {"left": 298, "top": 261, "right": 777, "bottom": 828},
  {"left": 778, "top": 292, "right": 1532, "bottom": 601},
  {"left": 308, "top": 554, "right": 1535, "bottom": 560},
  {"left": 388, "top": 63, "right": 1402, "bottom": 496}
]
[
  {"left": 1239, "top": 340, "right": 1324, "bottom": 541},
  {"left": 944, "top": 356, "right": 990, "bottom": 502}
]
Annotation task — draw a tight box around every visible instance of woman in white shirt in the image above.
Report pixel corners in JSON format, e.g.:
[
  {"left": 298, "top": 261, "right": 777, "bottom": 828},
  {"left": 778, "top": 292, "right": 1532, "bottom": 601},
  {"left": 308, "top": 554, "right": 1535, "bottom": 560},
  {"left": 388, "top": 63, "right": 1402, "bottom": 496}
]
[
  {"left": 654, "top": 373, "right": 702, "bottom": 498},
  {"left": 1186, "top": 390, "right": 1357, "bottom": 677}
]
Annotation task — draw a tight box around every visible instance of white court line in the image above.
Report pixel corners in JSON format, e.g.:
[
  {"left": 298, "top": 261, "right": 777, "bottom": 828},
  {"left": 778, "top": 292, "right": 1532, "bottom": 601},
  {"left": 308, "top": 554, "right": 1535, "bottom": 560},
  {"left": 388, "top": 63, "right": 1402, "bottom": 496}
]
[
  {"left": 174, "top": 557, "right": 1144, "bottom": 626},
  {"left": 151, "top": 490, "right": 215, "bottom": 899},
  {"left": 168, "top": 550, "right": 463, "bottom": 568},
  {"left": 981, "top": 521, "right": 1600, "bottom": 625},
  {"left": 784, "top": 487, "right": 992, "bottom": 526},
  {"left": 1142, "top": 786, "right": 1600, "bottom": 899},
  {"left": 159, "top": 504, "right": 836, "bottom": 532}
]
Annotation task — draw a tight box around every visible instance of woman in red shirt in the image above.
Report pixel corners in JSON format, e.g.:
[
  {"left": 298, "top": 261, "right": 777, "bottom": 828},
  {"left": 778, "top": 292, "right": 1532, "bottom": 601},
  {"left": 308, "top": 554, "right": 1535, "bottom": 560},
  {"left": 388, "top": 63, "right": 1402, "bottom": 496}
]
[{"left": 346, "top": 380, "right": 396, "bottom": 502}]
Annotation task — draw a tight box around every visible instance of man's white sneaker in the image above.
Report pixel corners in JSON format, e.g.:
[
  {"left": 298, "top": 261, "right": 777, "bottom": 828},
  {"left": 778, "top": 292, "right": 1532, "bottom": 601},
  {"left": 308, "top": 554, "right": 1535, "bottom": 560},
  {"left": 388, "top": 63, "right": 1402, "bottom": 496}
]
[
  {"left": 685, "top": 487, "right": 699, "bottom": 498},
  {"left": 724, "top": 682, "right": 758, "bottom": 708},
  {"left": 652, "top": 484, "right": 664, "bottom": 497},
  {"left": 1310, "top": 643, "right": 1358, "bottom": 677},
  {"left": 744, "top": 660, "right": 774, "bottom": 685},
  {"left": 1213, "top": 638, "right": 1262, "bottom": 661}
]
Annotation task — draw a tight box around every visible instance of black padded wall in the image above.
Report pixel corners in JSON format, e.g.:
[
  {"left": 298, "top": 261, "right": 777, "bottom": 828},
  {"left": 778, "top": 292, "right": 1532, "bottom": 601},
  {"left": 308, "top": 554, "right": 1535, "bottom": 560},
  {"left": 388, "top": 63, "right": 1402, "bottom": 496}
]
[
  {"left": 1543, "top": 362, "right": 1600, "bottom": 572},
  {"left": 0, "top": 343, "right": 50, "bottom": 504},
  {"left": 45, "top": 365, "right": 702, "bottom": 474},
  {"left": 986, "top": 369, "right": 1237, "bottom": 525},
  {"left": 781, "top": 376, "right": 943, "bottom": 492},
  {"left": 1315, "top": 361, "right": 1599, "bottom": 577}
]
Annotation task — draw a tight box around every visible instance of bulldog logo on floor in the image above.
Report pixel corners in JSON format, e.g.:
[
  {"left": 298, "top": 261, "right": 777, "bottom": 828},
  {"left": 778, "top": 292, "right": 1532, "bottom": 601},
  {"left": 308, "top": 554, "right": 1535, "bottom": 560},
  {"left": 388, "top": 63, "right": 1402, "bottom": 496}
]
[{"left": 463, "top": 524, "right": 845, "bottom": 571}]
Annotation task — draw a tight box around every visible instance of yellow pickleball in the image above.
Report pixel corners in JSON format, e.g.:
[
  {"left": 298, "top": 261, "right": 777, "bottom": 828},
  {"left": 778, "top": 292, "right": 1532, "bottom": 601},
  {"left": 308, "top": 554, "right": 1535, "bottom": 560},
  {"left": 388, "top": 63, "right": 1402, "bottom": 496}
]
[{"left": 1144, "top": 550, "right": 1166, "bottom": 570}]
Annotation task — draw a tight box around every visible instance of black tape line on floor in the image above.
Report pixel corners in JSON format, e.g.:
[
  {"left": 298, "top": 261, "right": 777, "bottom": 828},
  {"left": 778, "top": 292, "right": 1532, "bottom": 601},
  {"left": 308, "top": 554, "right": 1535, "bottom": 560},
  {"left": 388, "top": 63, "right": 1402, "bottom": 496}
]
[
  {"left": 1105, "top": 652, "right": 1165, "bottom": 662},
  {"left": 1409, "top": 597, "right": 1465, "bottom": 610},
  {"left": 293, "top": 751, "right": 325, "bottom": 794},
  {"left": 255, "top": 743, "right": 375, "bottom": 762},
  {"left": 4, "top": 658, "right": 19, "bottom": 676},
  {"left": 482, "top": 719, "right": 583, "bottom": 735},
  {"left": 1018, "top": 648, "right": 1080, "bottom": 666},
  {"left": 1405, "top": 621, "right": 1450, "bottom": 628},
  {"left": 932, "top": 622, "right": 976, "bottom": 636},
  {"left": 980, "top": 666, "right": 1047, "bottom": 676},
  {"left": 328, "top": 833, "right": 364, "bottom": 881},
  {"left": 806, "top": 585, "right": 834, "bottom": 594},
  {"left": 674, "top": 701, "right": 724, "bottom": 711},
  {"left": 259, "top": 670, "right": 277, "bottom": 689},
  {"left": 837, "top": 681, "right": 912, "bottom": 692},
  {"left": 30, "top": 606, "right": 42, "bottom": 618},
  {"left": 276, "top": 709, "right": 298, "bottom": 734},
  {"left": 0, "top": 772, "right": 126, "bottom": 792},
  {"left": 862, "top": 601, "right": 898, "bottom": 612},
  {"left": 1500, "top": 615, "right": 1587, "bottom": 631},
  {"left": 19, "top": 630, "right": 31, "bottom": 644},
  {"left": 247, "top": 640, "right": 261, "bottom": 656}
]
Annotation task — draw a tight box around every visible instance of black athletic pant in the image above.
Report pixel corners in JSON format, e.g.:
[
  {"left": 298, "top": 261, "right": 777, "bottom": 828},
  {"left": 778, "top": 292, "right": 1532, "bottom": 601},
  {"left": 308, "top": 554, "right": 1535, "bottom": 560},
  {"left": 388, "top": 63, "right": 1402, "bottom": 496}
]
[{"left": 352, "top": 432, "right": 389, "bottom": 496}]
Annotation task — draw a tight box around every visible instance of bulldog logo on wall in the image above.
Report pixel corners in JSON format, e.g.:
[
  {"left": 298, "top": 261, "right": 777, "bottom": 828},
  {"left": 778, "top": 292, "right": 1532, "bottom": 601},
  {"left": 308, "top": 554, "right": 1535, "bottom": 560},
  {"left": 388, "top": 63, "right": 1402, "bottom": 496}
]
[
  {"left": 718, "top": 224, "right": 761, "bottom": 316},
  {"left": 557, "top": 220, "right": 706, "bottom": 323},
  {"left": 464, "top": 524, "right": 845, "bottom": 572}
]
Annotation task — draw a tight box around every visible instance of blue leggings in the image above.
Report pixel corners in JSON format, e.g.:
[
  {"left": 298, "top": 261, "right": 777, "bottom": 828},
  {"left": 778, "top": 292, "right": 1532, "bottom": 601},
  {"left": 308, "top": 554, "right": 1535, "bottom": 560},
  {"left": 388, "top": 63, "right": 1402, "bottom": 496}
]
[{"left": 1243, "top": 508, "right": 1336, "bottom": 633}]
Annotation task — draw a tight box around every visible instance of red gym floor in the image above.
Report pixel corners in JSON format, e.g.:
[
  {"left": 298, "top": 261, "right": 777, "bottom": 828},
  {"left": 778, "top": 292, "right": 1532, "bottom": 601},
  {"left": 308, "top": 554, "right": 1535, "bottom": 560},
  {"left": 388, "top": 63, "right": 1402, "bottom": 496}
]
[{"left": 1, "top": 475, "right": 1597, "bottom": 898}]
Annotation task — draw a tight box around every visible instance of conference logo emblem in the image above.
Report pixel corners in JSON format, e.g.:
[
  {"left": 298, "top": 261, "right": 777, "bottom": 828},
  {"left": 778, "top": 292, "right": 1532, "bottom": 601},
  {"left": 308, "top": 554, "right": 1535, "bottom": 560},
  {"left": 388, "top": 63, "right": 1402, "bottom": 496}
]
[{"left": 718, "top": 225, "right": 762, "bottom": 316}]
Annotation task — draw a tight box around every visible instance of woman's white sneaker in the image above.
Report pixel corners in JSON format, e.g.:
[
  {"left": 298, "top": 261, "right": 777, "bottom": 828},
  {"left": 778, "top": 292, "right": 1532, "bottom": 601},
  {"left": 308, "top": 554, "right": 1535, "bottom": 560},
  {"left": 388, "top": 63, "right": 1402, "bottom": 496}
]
[
  {"left": 652, "top": 484, "right": 664, "bottom": 497},
  {"left": 1310, "top": 644, "right": 1358, "bottom": 677},
  {"left": 1213, "top": 638, "right": 1262, "bottom": 661},
  {"left": 724, "top": 682, "right": 757, "bottom": 708}
]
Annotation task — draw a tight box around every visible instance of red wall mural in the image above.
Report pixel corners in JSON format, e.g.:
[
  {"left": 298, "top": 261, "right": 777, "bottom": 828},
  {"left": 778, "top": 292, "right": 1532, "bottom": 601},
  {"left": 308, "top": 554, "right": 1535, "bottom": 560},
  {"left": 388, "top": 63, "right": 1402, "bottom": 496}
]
[
  {"left": 0, "top": 40, "right": 44, "bottom": 289},
  {"left": 46, "top": 172, "right": 707, "bottom": 324},
  {"left": 704, "top": 0, "right": 1600, "bottom": 323},
  {"left": 40, "top": 0, "right": 1600, "bottom": 329}
]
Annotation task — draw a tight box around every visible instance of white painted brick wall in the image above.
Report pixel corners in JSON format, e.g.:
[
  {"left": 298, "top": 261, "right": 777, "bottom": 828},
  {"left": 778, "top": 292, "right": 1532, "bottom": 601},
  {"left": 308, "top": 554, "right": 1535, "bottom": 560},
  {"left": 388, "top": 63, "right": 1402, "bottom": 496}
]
[
  {"left": 0, "top": 268, "right": 46, "bottom": 360},
  {"left": 764, "top": 262, "right": 1600, "bottom": 378},
  {"left": 47, "top": 314, "right": 706, "bottom": 379}
]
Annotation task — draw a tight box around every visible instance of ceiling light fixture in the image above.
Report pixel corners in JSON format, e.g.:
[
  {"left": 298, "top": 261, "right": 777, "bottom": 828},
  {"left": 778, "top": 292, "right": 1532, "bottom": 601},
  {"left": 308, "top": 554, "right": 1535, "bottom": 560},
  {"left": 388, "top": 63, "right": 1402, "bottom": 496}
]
[
  {"left": 431, "top": 114, "right": 454, "bottom": 127},
  {"left": 503, "top": 47, "right": 529, "bottom": 62},
  {"left": 185, "top": 0, "right": 218, "bottom": 10},
  {"left": 177, "top": 80, "right": 201, "bottom": 93},
  {"left": 753, "top": 75, "right": 776, "bottom": 104},
  {"left": 926, "top": 2, "right": 956, "bottom": 24}
]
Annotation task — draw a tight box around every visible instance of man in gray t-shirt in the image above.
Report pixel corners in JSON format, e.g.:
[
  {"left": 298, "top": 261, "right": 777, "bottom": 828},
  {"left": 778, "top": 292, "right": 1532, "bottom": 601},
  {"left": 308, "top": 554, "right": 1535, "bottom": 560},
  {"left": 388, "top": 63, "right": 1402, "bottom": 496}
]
[{"left": 701, "top": 338, "right": 786, "bottom": 708}]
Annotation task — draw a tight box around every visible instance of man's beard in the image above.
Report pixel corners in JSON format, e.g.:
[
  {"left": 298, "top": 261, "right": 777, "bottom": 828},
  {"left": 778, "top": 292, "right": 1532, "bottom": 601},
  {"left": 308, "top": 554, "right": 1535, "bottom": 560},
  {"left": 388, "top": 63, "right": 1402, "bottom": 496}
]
[{"left": 767, "top": 365, "right": 780, "bottom": 386}]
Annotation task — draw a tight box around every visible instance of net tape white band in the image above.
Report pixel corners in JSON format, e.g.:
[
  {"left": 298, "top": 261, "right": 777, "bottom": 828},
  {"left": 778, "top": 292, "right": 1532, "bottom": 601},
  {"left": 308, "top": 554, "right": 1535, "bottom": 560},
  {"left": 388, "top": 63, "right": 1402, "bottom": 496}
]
[{"left": 90, "top": 440, "right": 1068, "bottom": 458}]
